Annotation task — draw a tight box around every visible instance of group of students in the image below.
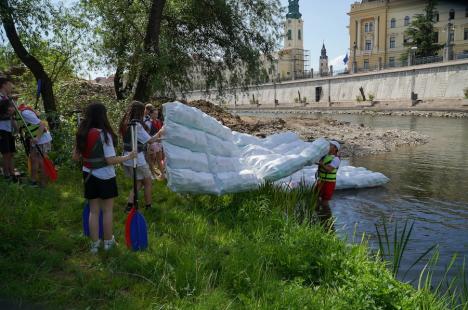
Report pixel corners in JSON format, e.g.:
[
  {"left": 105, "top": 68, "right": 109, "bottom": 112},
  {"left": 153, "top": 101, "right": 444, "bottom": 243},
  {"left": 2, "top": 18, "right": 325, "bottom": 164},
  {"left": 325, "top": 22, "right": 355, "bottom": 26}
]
[
  {"left": 0, "top": 77, "right": 52, "bottom": 187},
  {"left": 73, "top": 101, "right": 165, "bottom": 253}
]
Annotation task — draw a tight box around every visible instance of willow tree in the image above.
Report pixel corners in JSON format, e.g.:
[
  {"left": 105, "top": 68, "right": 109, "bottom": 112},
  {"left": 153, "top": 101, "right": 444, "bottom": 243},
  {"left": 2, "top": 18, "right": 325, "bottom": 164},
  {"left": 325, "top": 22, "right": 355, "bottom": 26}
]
[{"left": 85, "top": 0, "right": 283, "bottom": 101}]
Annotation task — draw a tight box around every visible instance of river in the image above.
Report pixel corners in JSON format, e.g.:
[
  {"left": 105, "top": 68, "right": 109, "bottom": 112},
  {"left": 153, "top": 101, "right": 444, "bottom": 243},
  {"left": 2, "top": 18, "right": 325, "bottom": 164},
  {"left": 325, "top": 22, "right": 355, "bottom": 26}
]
[{"left": 240, "top": 111, "right": 468, "bottom": 285}]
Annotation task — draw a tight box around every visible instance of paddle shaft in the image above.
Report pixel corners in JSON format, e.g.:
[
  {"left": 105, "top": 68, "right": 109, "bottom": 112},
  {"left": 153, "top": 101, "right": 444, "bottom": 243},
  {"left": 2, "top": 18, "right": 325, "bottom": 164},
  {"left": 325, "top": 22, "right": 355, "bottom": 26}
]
[{"left": 130, "top": 122, "right": 138, "bottom": 210}]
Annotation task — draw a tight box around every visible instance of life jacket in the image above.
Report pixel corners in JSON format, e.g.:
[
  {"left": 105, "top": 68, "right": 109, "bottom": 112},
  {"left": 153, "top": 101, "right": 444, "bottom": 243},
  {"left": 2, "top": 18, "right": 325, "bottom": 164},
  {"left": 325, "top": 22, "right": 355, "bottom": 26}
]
[
  {"left": 123, "top": 123, "right": 146, "bottom": 152},
  {"left": 318, "top": 154, "right": 338, "bottom": 182},
  {"left": 149, "top": 119, "right": 163, "bottom": 136},
  {"left": 17, "top": 104, "right": 48, "bottom": 138},
  {"left": 82, "top": 128, "right": 108, "bottom": 169}
]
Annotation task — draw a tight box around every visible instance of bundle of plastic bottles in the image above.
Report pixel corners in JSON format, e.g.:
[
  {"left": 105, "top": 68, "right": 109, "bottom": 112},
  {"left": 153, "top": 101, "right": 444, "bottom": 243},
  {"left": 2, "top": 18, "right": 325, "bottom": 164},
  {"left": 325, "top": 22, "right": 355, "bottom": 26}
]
[{"left": 162, "top": 102, "right": 389, "bottom": 195}]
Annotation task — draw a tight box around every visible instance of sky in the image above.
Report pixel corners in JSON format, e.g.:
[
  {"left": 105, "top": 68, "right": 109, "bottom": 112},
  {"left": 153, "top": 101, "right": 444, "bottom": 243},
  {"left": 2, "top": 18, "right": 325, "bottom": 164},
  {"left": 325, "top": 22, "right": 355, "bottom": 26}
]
[{"left": 279, "top": 0, "right": 356, "bottom": 72}]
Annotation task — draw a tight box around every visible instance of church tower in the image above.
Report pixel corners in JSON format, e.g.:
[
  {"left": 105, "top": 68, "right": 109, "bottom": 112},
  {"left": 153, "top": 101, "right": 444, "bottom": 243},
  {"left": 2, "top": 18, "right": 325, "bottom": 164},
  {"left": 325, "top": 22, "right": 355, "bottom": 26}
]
[
  {"left": 284, "top": 0, "right": 304, "bottom": 50},
  {"left": 278, "top": 0, "right": 305, "bottom": 80},
  {"left": 319, "top": 43, "right": 329, "bottom": 77}
]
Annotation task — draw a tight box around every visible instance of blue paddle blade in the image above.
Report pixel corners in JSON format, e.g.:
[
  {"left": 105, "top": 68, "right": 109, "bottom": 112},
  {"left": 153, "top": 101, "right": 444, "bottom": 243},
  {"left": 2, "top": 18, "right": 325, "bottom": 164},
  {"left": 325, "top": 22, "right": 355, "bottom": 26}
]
[
  {"left": 128, "top": 210, "right": 148, "bottom": 251},
  {"left": 82, "top": 202, "right": 103, "bottom": 239}
]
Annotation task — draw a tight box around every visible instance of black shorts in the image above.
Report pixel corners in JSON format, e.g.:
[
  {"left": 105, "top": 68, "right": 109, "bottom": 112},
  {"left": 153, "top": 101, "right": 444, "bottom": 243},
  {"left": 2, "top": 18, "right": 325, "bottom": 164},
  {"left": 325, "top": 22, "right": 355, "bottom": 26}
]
[
  {"left": 0, "top": 130, "right": 16, "bottom": 154},
  {"left": 83, "top": 172, "right": 118, "bottom": 200}
]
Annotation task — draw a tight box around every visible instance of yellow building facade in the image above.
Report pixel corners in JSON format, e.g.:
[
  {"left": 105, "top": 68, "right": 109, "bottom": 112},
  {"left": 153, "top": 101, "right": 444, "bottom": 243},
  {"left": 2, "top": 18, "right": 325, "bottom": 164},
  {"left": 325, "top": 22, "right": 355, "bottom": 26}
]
[{"left": 348, "top": 0, "right": 468, "bottom": 72}]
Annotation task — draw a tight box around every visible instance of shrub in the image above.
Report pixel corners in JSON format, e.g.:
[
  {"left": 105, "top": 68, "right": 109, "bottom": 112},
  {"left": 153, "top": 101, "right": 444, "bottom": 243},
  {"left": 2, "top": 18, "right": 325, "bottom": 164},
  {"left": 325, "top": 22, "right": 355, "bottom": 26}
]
[
  {"left": 368, "top": 93, "right": 375, "bottom": 101},
  {"left": 464, "top": 87, "right": 468, "bottom": 99},
  {"left": 356, "top": 96, "right": 362, "bottom": 102}
]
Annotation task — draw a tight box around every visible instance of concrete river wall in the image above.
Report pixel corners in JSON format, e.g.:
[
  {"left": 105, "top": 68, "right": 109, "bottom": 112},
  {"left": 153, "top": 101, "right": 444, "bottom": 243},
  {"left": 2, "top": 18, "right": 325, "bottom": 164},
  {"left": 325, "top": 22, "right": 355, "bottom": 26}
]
[{"left": 185, "top": 60, "right": 468, "bottom": 109}]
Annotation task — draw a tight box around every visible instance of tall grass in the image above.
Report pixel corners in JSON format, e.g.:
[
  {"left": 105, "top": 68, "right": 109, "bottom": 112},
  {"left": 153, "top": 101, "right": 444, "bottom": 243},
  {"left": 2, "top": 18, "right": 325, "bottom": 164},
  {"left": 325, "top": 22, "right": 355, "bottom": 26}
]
[
  {"left": 0, "top": 169, "right": 454, "bottom": 308},
  {"left": 375, "top": 219, "right": 468, "bottom": 309}
]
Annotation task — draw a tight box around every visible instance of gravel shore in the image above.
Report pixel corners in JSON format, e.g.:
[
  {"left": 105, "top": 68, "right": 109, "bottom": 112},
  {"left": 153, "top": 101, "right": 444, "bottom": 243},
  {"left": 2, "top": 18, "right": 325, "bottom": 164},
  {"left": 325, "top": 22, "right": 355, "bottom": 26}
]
[{"left": 187, "top": 100, "right": 429, "bottom": 158}]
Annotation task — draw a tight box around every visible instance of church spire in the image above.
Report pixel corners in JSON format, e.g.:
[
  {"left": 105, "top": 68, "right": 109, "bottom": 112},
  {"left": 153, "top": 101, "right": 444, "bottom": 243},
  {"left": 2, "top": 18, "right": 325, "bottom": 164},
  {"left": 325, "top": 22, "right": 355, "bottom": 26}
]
[{"left": 286, "top": 0, "right": 302, "bottom": 19}]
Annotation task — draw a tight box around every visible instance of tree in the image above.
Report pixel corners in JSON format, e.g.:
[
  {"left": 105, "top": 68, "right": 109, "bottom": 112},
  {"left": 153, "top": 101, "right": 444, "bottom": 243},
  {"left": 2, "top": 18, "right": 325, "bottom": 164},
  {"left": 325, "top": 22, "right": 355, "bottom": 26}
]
[
  {"left": 85, "top": 0, "right": 283, "bottom": 102},
  {"left": 404, "top": 0, "right": 444, "bottom": 58},
  {"left": 0, "top": 0, "right": 57, "bottom": 121}
]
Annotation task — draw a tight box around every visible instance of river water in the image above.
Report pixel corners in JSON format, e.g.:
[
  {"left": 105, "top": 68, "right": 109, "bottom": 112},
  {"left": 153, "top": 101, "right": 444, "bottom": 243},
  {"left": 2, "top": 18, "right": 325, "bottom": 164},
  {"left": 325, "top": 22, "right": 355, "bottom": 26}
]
[
  {"left": 239, "top": 111, "right": 468, "bottom": 284},
  {"left": 329, "top": 114, "right": 468, "bottom": 284}
]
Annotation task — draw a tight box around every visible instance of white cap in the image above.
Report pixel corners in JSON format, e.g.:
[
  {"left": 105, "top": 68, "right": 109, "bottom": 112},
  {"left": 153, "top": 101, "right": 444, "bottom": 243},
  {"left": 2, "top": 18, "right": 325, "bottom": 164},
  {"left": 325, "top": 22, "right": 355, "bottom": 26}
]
[{"left": 329, "top": 140, "right": 340, "bottom": 151}]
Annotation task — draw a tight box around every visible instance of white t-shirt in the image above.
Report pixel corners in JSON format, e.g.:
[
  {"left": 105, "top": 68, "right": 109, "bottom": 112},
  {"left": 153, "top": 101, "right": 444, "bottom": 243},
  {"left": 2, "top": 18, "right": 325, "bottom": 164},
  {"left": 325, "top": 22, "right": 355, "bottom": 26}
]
[
  {"left": 123, "top": 122, "right": 151, "bottom": 167},
  {"left": 82, "top": 131, "right": 116, "bottom": 180},
  {"left": 21, "top": 110, "right": 52, "bottom": 145},
  {"left": 0, "top": 119, "right": 12, "bottom": 132},
  {"left": 329, "top": 157, "right": 341, "bottom": 169}
]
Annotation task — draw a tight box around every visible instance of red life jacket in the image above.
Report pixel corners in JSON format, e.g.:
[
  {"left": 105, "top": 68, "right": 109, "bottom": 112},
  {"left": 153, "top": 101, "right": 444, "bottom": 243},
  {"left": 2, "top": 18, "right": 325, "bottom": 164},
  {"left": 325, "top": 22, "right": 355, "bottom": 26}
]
[
  {"left": 82, "top": 128, "right": 107, "bottom": 169},
  {"left": 18, "top": 104, "right": 40, "bottom": 116},
  {"left": 149, "top": 119, "right": 163, "bottom": 135}
]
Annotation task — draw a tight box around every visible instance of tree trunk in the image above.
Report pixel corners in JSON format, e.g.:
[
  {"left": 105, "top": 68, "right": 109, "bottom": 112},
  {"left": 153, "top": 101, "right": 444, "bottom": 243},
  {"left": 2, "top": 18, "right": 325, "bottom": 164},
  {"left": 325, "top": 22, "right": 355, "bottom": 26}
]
[
  {"left": 133, "top": 0, "right": 166, "bottom": 102},
  {"left": 114, "top": 65, "right": 125, "bottom": 100},
  {"left": 0, "top": 0, "right": 58, "bottom": 128}
]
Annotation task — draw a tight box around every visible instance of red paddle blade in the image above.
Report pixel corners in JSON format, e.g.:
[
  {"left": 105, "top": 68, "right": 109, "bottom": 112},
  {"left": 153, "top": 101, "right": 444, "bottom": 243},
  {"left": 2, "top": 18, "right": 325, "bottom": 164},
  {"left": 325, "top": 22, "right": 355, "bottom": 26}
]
[{"left": 43, "top": 157, "right": 58, "bottom": 182}]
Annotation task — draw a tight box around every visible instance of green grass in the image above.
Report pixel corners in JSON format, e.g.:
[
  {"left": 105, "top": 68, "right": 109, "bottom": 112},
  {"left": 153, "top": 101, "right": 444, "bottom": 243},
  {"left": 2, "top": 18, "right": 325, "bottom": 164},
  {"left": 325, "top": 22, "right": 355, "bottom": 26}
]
[{"left": 0, "top": 168, "right": 449, "bottom": 309}]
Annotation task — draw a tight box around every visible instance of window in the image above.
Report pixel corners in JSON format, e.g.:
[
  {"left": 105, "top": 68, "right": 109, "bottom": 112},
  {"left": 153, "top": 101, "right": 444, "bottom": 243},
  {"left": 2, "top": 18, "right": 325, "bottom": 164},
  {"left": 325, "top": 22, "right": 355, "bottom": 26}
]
[
  {"left": 365, "top": 23, "right": 369, "bottom": 32},
  {"left": 287, "top": 29, "right": 292, "bottom": 40},
  {"left": 434, "top": 11, "right": 439, "bottom": 22},
  {"left": 390, "top": 18, "right": 396, "bottom": 28},
  {"left": 369, "top": 22, "right": 374, "bottom": 32},
  {"left": 404, "top": 16, "right": 410, "bottom": 26},
  {"left": 364, "top": 60, "right": 369, "bottom": 69},
  {"left": 434, "top": 31, "right": 439, "bottom": 43},
  {"left": 298, "top": 29, "right": 302, "bottom": 40},
  {"left": 365, "top": 40, "right": 372, "bottom": 50},
  {"left": 390, "top": 36, "right": 396, "bottom": 48},
  {"left": 449, "top": 9, "right": 455, "bottom": 20},
  {"left": 389, "top": 57, "right": 395, "bottom": 67},
  {"left": 465, "top": 28, "right": 468, "bottom": 40}
]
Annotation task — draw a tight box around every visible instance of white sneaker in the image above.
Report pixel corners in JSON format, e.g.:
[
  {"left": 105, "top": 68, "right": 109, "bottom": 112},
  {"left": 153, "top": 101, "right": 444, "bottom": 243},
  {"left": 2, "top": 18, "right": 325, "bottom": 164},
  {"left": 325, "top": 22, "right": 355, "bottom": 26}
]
[
  {"left": 104, "top": 236, "right": 116, "bottom": 251},
  {"left": 90, "top": 240, "right": 101, "bottom": 254}
]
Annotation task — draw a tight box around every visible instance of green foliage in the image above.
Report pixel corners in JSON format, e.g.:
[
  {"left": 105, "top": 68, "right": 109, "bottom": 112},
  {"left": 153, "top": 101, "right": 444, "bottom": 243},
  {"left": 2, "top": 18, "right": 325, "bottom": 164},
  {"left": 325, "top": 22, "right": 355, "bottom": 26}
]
[
  {"left": 0, "top": 170, "right": 453, "bottom": 309},
  {"left": 464, "top": 87, "right": 468, "bottom": 99},
  {"left": 83, "top": 0, "right": 284, "bottom": 97},
  {"left": 356, "top": 95, "right": 363, "bottom": 102},
  {"left": 404, "top": 0, "right": 444, "bottom": 57},
  {"left": 368, "top": 93, "right": 375, "bottom": 101}
]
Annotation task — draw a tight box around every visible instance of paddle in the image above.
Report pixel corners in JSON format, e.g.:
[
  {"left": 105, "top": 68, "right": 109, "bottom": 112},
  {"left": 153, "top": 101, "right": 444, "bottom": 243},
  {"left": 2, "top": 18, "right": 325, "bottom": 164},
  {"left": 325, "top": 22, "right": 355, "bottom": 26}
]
[
  {"left": 13, "top": 101, "right": 58, "bottom": 182},
  {"left": 82, "top": 201, "right": 104, "bottom": 239},
  {"left": 125, "top": 120, "right": 148, "bottom": 251}
]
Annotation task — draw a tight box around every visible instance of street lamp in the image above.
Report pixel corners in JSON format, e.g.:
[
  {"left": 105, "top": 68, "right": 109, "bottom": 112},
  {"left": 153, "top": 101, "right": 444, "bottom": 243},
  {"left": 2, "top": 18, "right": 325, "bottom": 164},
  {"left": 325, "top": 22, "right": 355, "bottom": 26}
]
[
  {"left": 409, "top": 46, "right": 417, "bottom": 66},
  {"left": 352, "top": 41, "right": 358, "bottom": 73}
]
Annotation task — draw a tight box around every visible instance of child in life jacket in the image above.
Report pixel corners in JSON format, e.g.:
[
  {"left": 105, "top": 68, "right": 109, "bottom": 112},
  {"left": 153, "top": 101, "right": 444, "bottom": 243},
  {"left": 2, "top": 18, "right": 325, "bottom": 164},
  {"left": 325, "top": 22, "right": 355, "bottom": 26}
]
[
  {"left": 120, "top": 101, "right": 163, "bottom": 212},
  {"left": 144, "top": 104, "right": 165, "bottom": 180},
  {"left": 16, "top": 102, "right": 52, "bottom": 187},
  {"left": 73, "top": 102, "right": 137, "bottom": 254}
]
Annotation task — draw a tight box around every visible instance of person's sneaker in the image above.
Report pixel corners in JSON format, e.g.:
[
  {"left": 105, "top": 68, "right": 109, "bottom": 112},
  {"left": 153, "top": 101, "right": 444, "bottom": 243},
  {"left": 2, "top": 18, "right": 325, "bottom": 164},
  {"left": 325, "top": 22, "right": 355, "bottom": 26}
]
[
  {"left": 90, "top": 240, "right": 101, "bottom": 254},
  {"left": 29, "top": 181, "right": 39, "bottom": 188},
  {"left": 103, "top": 236, "right": 116, "bottom": 251}
]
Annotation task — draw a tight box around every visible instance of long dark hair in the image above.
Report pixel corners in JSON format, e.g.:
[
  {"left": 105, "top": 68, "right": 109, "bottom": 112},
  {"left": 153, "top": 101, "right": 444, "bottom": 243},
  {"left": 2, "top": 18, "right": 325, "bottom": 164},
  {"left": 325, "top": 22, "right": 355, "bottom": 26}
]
[
  {"left": 75, "top": 102, "right": 117, "bottom": 154},
  {"left": 119, "top": 101, "right": 146, "bottom": 136}
]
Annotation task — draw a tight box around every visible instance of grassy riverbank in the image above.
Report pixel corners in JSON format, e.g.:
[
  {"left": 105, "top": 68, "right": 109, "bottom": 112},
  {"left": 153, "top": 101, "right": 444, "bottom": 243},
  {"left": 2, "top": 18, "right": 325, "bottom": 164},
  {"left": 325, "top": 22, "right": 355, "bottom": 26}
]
[{"left": 0, "top": 168, "right": 447, "bottom": 309}]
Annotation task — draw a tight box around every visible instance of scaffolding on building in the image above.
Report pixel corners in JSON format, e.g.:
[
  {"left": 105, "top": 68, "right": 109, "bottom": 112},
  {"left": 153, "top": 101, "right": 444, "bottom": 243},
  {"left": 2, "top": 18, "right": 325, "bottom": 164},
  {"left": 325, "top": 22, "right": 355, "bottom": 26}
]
[{"left": 278, "top": 48, "right": 311, "bottom": 81}]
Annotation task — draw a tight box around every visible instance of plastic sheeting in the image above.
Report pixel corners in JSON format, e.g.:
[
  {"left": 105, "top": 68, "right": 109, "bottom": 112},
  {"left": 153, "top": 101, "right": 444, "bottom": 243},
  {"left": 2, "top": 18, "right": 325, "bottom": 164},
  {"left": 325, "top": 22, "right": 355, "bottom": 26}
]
[{"left": 162, "top": 102, "right": 389, "bottom": 195}]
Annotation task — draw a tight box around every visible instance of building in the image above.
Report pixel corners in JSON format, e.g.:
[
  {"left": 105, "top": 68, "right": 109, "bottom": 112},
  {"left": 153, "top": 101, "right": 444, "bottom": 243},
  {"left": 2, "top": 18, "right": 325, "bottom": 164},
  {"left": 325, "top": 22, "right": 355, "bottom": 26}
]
[
  {"left": 348, "top": 0, "right": 468, "bottom": 72},
  {"left": 319, "top": 44, "right": 329, "bottom": 76},
  {"left": 276, "top": 0, "right": 310, "bottom": 80}
]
